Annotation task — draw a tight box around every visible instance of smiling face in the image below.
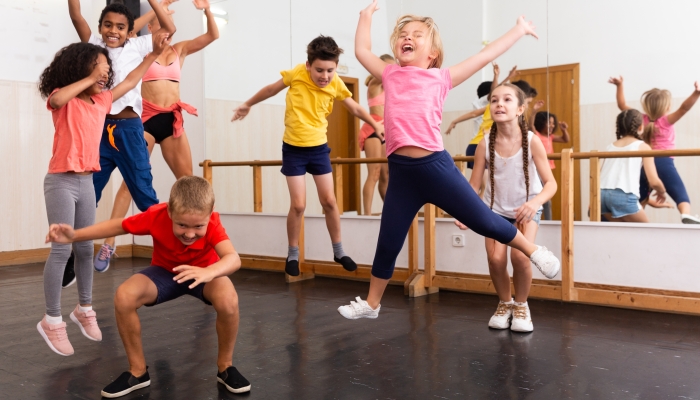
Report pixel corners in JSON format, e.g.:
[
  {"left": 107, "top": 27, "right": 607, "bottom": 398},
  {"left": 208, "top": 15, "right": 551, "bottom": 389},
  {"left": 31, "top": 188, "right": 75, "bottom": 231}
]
[
  {"left": 548, "top": 116, "right": 556, "bottom": 134},
  {"left": 306, "top": 59, "right": 337, "bottom": 88},
  {"left": 394, "top": 21, "right": 437, "bottom": 68},
  {"left": 169, "top": 211, "right": 211, "bottom": 246},
  {"left": 84, "top": 53, "right": 109, "bottom": 96},
  {"left": 490, "top": 86, "right": 525, "bottom": 123},
  {"left": 99, "top": 12, "right": 131, "bottom": 48}
]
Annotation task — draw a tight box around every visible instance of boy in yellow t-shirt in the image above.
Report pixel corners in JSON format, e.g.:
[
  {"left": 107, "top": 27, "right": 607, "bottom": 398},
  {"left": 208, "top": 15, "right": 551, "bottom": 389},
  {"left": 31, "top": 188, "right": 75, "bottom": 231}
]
[{"left": 232, "top": 35, "right": 383, "bottom": 276}]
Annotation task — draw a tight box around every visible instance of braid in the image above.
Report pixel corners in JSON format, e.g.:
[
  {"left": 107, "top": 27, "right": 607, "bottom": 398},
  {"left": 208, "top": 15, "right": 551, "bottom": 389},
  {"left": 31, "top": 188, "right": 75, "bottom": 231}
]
[
  {"left": 519, "top": 115, "right": 530, "bottom": 201},
  {"left": 615, "top": 109, "right": 644, "bottom": 141},
  {"left": 488, "top": 123, "right": 498, "bottom": 210}
]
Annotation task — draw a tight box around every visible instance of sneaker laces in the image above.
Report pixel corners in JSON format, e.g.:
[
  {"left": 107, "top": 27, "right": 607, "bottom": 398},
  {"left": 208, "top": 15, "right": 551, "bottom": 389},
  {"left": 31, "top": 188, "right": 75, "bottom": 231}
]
[
  {"left": 512, "top": 305, "right": 529, "bottom": 320},
  {"left": 49, "top": 322, "right": 69, "bottom": 341},
  {"left": 83, "top": 310, "right": 98, "bottom": 326},
  {"left": 97, "top": 245, "right": 116, "bottom": 262},
  {"left": 494, "top": 302, "right": 512, "bottom": 316}
]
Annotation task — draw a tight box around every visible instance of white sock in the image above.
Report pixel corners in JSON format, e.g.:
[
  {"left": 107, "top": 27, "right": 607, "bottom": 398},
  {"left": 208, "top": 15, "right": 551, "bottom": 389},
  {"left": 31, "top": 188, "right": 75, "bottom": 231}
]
[
  {"left": 514, "top": 301, "right": 528, "bottom": 306},
  {"left": 79, "top": 305, "right": 92, "bottom": 313},
  {"left": 45, "top": 315, "right": 62, "bottom": 324},
  {"left": 501, "top": 299, "right": 514, "bottom": 304}
]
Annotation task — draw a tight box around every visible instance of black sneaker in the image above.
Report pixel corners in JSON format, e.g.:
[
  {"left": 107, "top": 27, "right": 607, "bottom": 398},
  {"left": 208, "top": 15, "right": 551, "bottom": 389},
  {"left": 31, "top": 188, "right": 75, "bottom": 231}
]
[
  {"left": 101, "top": 369, "right": 150, "bottom": 398},
  {"left": 285, "top": 259, "right": 299, "bottom": 276},
  {"left": 62, "top": 252, "right": 76, "bottom": 289},
  {"left": 217, "top": 366, "right": 251, "bottom": 393},
  {"left": 334, "top": 256, "right": 357, "bottom": 272}
]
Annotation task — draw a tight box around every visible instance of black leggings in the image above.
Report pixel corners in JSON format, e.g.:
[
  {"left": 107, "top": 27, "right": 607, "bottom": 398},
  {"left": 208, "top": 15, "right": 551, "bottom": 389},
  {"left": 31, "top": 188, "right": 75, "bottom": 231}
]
[{"left": 371, "top": 150, "right": 518, "bottom": 279}]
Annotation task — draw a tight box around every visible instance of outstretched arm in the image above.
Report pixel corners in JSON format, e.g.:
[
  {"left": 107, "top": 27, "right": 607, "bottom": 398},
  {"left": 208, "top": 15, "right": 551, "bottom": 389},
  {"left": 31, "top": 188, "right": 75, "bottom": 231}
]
[
  {"left": 147, "top": 0, "right": 176, "bottom": 36},
  {"left": 356, "top": 1, "right": 389, "bottom": 81},
  {"left": 176, "top": 0, "right": 220, "bottom": 60},
  {"left": 342, "top": 98, "right": 384, "bottom": 137},
  {"left": 48, "top": 61, "right": 110, "bottom": 109},
  {"left": 450, "top": 16, "right": 537, "bottom": 88},
  {"left": 134, "top": 0, "right": 177, "bottom": 34},
  {"left": 231, "top": 79, "right": 287, "bottom": 121},
  {"left": 68, "top": 0, "right": 91, "bottom": 42},
  {"left": 552, "top": 121, "right": 570, "bottom": 143},
  {"left": 172, "top": 240, "right": 241, "bottom": 289},
  {"left": 112, "top": 33, "right": 171, "bottom": 100},
  {"left": 667, "top": 82, "right": 700, "bottom": 125},
  {"left": 608, "top": 76, "right": 631, "bottom": 111},
  {"left": 445, "top": 107, "right": 486, "bottom": 135},
  {"left": 46, "top": 218, "right": 126, "bottom": 244},
  {"left": 528, "top": 100, "right": 545, "bottom": 132}
]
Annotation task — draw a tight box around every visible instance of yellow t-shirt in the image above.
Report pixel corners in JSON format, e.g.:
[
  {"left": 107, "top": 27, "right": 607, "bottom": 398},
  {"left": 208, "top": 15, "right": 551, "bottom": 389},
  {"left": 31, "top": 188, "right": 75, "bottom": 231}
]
[
  {"left": 280, "top": 64, "right": 352, "bottom": 147},
  {"left": 470, "top": 105, "right": 493, "bottom": 145}
]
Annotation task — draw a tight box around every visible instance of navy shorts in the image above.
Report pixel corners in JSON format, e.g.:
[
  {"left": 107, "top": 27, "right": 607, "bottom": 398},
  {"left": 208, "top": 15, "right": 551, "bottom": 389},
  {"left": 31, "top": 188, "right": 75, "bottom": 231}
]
[
  {"left": 138, "top": 266, "right": 211, "bottom": 306},
  {"left": 639, "top": 157, "right": 690, "bottom": 204},
  {"left": 93, "top": 118, "right": 159, "bottom": 212},
  {"left": 281, "top": 143, "right": 333, "bottom": 176},
  {"left": 465, "top": 143, "right": 478, "bottom": 169}
]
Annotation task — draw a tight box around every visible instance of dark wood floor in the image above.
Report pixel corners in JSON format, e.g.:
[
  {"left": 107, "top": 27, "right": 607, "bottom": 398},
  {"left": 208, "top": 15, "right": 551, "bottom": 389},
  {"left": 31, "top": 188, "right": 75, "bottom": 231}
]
[{"left": 2, "top": 258, "right": 699, "bottom": 399}]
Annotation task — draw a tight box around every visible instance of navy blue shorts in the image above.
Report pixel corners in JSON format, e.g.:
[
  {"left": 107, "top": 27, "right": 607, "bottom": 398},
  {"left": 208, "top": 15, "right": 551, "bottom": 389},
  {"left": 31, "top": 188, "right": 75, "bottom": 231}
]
[
  {"left": 93, "top": 118, "right": 159, "bottom": 212},
  {"left": 465, "top": 143, "right": 478, "bottom": 169},
  {"left": 639, "top": 157, "right": 690, "bottom": 204},
  {"left": 138, "top": 266, "right": 211, "bottom": 306},
  {"left": 281, "top": 143, "right": 333, "bottom": 176}
]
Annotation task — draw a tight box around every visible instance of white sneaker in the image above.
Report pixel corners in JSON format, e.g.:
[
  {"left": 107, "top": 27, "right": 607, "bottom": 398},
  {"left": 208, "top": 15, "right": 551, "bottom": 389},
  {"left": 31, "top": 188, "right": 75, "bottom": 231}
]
[
  {"left": 681, "top": 214, "right": 700, "bottom": 224},
  {"left": 488, "top": 300, "right": 513, "bottom": 329},
  {"left": 530, "top": 245, "right": 560, "bottom": 279},
  {"left": 337, "top": 296, "right": 380, "bottom": 319},
  {"left": 510, "top": 302, "right": 534, "bottom": 332}
]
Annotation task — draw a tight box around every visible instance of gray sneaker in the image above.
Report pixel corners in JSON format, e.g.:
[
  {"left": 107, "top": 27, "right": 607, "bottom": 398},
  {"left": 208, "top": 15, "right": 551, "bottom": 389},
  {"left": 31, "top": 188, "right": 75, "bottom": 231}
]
[{"left": 94, "top": 244, "right": 115, "bottom": 273}]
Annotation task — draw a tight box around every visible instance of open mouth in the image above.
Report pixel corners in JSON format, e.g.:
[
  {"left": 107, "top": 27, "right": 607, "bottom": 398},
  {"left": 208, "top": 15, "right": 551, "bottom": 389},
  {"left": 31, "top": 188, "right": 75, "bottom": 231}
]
[
  {"left": 96, "top": 80, "right": 105, "bottom": 89},
  {"left": 401, "top": 44, "right": 414, "bottom": 54},
  {"left": 106, "top": 35, "right": 119, "bottom": 43},
  {"left": 494, "top": 110, "right": 506, "bottom": 115},
  {"left": 181, "top": 237, "right": 198, "bottom": 245}
]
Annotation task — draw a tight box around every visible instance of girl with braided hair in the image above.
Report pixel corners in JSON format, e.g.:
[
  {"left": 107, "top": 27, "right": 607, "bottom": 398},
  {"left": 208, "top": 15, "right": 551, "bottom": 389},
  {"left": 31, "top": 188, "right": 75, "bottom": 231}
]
[
  {"left": 456, "top": 83, "right": 556, "bottom": 332},
  {"left": 599, "top": 109, "right": 667, "bottom": 222}
]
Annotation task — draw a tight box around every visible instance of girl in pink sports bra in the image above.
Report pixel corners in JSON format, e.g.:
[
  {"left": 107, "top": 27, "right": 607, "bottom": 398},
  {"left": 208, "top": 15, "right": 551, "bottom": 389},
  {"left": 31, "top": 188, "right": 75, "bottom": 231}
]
[
  {"left": 95, "top": 0, "right": 220, "bottom": 267},
  {"left": 361, "top": 53, "right": 394, "bottom": 215}
]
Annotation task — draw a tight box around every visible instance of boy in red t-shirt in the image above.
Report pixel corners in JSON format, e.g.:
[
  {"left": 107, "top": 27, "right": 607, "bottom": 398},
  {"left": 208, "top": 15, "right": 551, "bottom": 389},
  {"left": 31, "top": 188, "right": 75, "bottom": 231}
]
[{"left": 46, "top": 176, "right": 250, "bottom": 398}]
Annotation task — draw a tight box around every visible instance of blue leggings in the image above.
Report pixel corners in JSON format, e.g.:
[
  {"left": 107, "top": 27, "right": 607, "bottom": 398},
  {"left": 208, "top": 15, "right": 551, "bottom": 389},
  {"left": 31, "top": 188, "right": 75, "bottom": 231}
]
[
  {"left": 639, "top": 157, "right": 690, "bottom": 204},
  {"left": 371, "top": 150, "right": 518, "bottom": 280}
]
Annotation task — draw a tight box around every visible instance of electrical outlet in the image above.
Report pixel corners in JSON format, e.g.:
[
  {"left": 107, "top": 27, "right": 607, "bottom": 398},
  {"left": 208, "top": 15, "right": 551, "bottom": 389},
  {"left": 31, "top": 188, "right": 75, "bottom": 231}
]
[
  {"left": 337, "top": 64, "right": 349, "bottom": 75},
  {"left": 452, "top": 234, "right": 465, "bottom": 247}
]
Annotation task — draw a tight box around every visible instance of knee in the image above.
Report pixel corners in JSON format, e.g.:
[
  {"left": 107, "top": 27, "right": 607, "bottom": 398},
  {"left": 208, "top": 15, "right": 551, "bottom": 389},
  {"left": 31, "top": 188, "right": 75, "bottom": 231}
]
[
  {"left": 72, "top": 241, "right": 93, "bottom": 258},
  {"left": 319, "top": 195, "right": 337, "bottom": 211},
  {"left": 290, "top": 202, "right": 305, "bottom": 216},
  {"left": 114, "top": 284, "right": 140, "bottom": 312},
  {"left": 510, "top": 253, "right": 531, "bottom": 273},
  {"left": 487, "top": 254, "right": 508, "bottom": 272},
  {"left": 212, "top": 290, "right": 239, "bottom": 316},
  {"left": 367, "top": 167, "right": 381, "bottom": 182}
]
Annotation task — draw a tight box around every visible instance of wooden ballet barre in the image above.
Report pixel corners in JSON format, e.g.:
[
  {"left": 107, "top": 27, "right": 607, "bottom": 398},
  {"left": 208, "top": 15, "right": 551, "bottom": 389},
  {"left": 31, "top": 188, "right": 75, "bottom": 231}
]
[{"left": 574, "top": 148, "right": 700, "bottom": 159}]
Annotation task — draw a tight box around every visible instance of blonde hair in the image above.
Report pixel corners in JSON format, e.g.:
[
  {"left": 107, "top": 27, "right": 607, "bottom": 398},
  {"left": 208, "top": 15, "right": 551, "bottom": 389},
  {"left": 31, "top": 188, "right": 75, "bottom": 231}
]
[
  {"left": 168, "top": 176, "right": 215, "bottom": 215},
  {"left": 390, "top": 15, "right": 444, "bottom": 69},
  {"left": 365, "top": 54, "right": 395, "bottom": 86},
  {"left": 640, "top": 88, "right": 672, "bottom": 145}
]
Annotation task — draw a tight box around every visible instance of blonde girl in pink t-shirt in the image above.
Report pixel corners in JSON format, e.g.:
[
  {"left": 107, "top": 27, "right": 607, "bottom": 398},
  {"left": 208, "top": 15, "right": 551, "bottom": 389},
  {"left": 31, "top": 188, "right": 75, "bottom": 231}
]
[
  {"left": 338, "top": 0, "right": 561, "bottom": 320},
  {"left": 610, "top": 76, "right": 700, "bottom": 223},
  {"left": 36, "top": 35, "right": 168, "bottom": 357}
]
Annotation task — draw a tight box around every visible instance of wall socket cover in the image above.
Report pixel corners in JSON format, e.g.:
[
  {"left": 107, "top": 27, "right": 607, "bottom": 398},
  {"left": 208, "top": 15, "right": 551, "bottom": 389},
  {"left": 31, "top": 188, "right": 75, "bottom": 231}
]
[
  {"left": 452, "top": 234, "right": 465, "bottom": 247},
  {"left": 337, "top": 64, "right": 349, "bottom": 75}
]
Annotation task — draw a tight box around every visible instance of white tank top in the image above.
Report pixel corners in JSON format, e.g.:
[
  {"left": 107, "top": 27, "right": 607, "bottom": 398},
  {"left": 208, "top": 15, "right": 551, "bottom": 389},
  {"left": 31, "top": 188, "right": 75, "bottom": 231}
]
[
  {"left": 483, "top": 131, "right": 544, "bottom": 219},
  {"left": 599, "top": 140, "right": 644, "bottom": 197}
]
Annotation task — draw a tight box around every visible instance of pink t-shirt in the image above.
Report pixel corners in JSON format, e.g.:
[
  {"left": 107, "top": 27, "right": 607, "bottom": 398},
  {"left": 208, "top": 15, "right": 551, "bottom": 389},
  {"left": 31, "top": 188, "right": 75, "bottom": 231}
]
[
  {"left": 643, "top": 114, "right": 675, "bottom": 150},
  {"left": 534, "top": 132, "right": 556, "bottom": 169},
  {"left": 382, "top": 64, "right": 452, "bottom": 155},
  {"left": 47, "top": 89, "right": 113, "bottom": 173}
]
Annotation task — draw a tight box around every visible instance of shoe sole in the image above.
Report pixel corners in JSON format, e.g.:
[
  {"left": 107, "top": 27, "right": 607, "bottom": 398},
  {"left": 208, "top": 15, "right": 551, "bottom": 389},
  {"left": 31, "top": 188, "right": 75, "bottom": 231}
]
[
  {"left": 337, "top": 309, "right": 379, "bottom": 320},
  {"left": 511, "top": 326, "right": 534, "bottom": 333},
  {"left": 36, "top": 322, "right": 73, "bottom": 356},
  {"left": 95, "top": 264, "right": 110, "bottom": 273},
  {"left": 69, "top": 312, "right": 101, "bottom": 342},
  {"left": 682, "top": 218, "right": 700, "bottom": 224},
  {"left": 62, "top": 276, "right": 76, "bottom": 289},
  {"left": 217, "top": 377, "right": 251, "bottom": 393},
  {"left": 100, "top": 380, "right": 150, "bottom": 398}
]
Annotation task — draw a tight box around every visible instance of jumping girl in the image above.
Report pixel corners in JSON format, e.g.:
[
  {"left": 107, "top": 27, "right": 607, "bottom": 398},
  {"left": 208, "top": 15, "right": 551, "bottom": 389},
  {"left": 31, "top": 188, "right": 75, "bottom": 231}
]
[
  {"left": 610, "top": 76, "right": 700, "bottom": 224},
  {"left": 95, "top": 0, "right": 219, "bottom": 271},
  {"left": 37, "top": 35, "right": 169, "bottom": 356},
  {"left": 338, "top": 1, "right": 560, "bottom": 320}
]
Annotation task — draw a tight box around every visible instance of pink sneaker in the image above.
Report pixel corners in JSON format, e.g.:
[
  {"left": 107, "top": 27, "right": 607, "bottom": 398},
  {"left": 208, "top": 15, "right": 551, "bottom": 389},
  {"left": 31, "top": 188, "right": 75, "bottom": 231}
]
[
  {"left": 70, "top": 305, "right": 102, "bottom": 341},
  {"left": 37, "top": 317, "right": 74, "bottom": 356}
]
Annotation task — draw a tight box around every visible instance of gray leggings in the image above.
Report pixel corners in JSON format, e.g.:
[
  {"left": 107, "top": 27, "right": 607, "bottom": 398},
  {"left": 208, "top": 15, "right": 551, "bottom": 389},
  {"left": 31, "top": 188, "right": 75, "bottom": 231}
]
[{"left": 43, "top": 173, "right": 95, "bottom": 317}]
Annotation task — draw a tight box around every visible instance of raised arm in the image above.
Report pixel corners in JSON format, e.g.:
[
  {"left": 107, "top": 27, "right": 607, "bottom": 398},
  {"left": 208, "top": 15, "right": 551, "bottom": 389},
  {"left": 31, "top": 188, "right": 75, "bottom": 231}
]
[
  {"left": 49, "top": 62, "right": 110, "bottom": 109},
  {"left": 111, "top": 33, "right": 171, "bottom": 100},
  {"left": 356, "top": 1, "right": 389, "bottom": 80},
  {"left": 553, "top": 121, "right": 570, "bottom": 143},
  {"left": 134, "top": 0, "right": 177, "bottom": 33},
  {"left": 528, "top": 100, "right": 544, "bottom": 132},
  {"left": 67, "top": 0, "right": 91, "bottom": 42},
  {"left": 449, "top": 16, "right": 537, "bottom": 88},
  {"left": 231, "top": 79, "right": 288, "bottom": 121},
  {"left": 667, "top": 82, "right": 700, "bottom": 125},
  {"left": 608, "top": 76, "right": 631, "bottom": 111},
  {"left": 147, "top": 0, "right": 176, "bottom": 36},
  {"left": 490, "top": 62, "right": 501, "bottom": 94},
  {"left": 342, "top": 97, "right": 384, "bottom": 137},
  {"left": 175, "top": 0, "right": 220, "bottom": 60},
  {"left": 46, "top": 218, "right": 126, "bottom": 244},
  {"left": 445, "top": 107, "right": 486, "bottom": 135}
]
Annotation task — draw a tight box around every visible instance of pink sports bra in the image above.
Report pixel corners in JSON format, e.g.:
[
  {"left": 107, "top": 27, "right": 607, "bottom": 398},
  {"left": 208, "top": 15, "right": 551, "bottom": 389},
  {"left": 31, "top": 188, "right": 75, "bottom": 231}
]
[
  {"left": 367, "top": 90, "right": 385, "bottom": 107},
  {"left": 142, "top": 47, "right": 181, "bottom": 82}
]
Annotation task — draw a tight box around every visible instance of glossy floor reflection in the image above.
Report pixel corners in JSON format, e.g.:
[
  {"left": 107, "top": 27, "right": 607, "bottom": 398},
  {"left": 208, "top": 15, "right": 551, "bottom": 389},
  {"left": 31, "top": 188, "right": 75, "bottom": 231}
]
[{"left": 2, "top": 258, "right": 699, "bottom": 399}]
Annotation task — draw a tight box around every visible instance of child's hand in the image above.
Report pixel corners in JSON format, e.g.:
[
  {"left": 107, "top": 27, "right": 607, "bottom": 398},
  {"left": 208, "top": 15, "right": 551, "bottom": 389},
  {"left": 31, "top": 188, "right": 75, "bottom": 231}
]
[
  {"left": 608, "top": 76, "right": 623, "bottom": 86},
  {"left": 445, "top": 122, "right": 457, "bottom": 135},
  {"left": 360, "top": 0, "right": 379, "bottom": 16},
  {"left": 648, "top": 191, "right": 672, "bottom": 208},
  {"left": 506, "top": 65, "right": 519, "bottom": 82},
  {"left": 90, "top": 60, "right": 110, "bottom": 83},
  {"left": 152, "top": 32, "right": 172, "bottom": 56},
  {"left": 45, "top": 223, "right": 75, "bottom": 244},
  {"left": 172, "top": 265, "right": 216, "bottom": 289},
  {"left": 492, "top": 62, "right": 500, "bottom": 77},
  {"left": 514, "top": 201, "right": 541, "bottom": 224},
  {"left": 532, "top": 100, "right": 545, "bottom": 111},
  {"left": 694, "top": 81, "right": 700, "bottom": 93},
  {"left": 192, "top": 0, "right": 209, "bottom": 10},
  {"left": 516, "top": 16, "right": 538, "bottom": 39},
  {"left": 454, "top": 220, "right": 470, "bottom": 230},
  {"left": 375, "top": 123, "right": 385, "bottom": 139},
  {"left": 231, "top": 103, "right": 250, "bottom": 121},
  {"left": 559, "top": 121, "right": 569, "bottom": 131}
]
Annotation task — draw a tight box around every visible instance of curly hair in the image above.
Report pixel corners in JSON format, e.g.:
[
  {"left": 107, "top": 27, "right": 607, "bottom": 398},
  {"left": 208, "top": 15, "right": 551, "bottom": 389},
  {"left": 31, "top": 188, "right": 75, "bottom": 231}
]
[
  {"left": 307, "top": 35, "right": 344, "bottom": 64},
  {"left": 38, "top": 43, "right": 114, "bottom": 99},
  {"left": 99, "top": 2, "right": 135, "bottom": 33},
  {"left": 487, "top": 83, "right": 530, "bottom": 211},
  {"left": 615, "top": 109, "right": 644, "bottom": 140},
  {"left": 534, "top": 111, "right": 558, "bottom": 135}
]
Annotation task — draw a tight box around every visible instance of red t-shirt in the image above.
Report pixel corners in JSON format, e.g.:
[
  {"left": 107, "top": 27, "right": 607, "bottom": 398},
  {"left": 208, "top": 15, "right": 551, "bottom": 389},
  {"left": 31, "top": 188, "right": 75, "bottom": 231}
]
[
  {"left": 122, "top": 203, "right": 229, "bottom": 273},
  {"left": 47, "top": 89, "right": 113, "bottom": 173}
]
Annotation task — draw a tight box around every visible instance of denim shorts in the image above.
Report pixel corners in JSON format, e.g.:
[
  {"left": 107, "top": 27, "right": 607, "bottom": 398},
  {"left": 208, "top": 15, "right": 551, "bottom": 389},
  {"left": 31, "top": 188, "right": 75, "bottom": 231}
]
[
  {"left": 601, "top": 188, "right": 642, "bottom": 218},
  {"left": 498, "top": 209, "right": 543, "bottom": 226},
  {"left": 138, "top": 266, "right": 211, "bottom": 306},
  {"left": 281, "top": 142, "right": 333, "bottom": 176}
]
